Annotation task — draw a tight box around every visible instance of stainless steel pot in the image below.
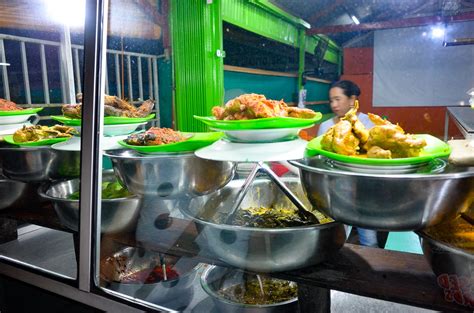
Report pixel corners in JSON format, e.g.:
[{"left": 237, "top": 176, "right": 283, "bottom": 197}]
[
  {"left": 180, "top": 178, "right": 346, "bottom": 272},
  {"left": 104, "top": 149, "right": 236, "bottom": 198},
  {"left": 0, "top": 179, "right": 28, "bottom": 210},
  {"left": 290, "top": 157, "right": 474, "bottom": 231}
]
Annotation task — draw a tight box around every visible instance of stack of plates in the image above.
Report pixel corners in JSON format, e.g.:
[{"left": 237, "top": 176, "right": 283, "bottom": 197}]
[
  {"left": 51, "top": 114, "right": 155, "bottom": 137},
  {"left": 193, "top": 115, "right": 322, "bottom": 162},
  {"left": 0, "top": 108, "right": 42, "bottom": 136},
  {"left": 305, "top": 134, "right": 452, "bottom": 174}
]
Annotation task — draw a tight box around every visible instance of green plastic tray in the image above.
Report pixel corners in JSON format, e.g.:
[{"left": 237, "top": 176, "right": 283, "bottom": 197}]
[
  {"left": 306, "top": 134, "right": 451, "bottom": 165},
  {"left": 0, "top": 108, "right": 43, "bottom": 116},
  {"left": 51, "top": 114, "right": 155, "bottom": 126},
  {"left": 118, "top": 131, "right": 223, "bottom": 154},
  {"left": 3, "top": 135, "right": 71, "bottom": 147},
  {"left": 194, "top": 113, "right": 322, "bottom": 130}
]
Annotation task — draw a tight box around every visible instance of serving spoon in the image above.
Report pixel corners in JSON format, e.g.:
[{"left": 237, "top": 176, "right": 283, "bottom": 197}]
[{"left": 226, "top": 162, "right": 318, "bottom": 224}]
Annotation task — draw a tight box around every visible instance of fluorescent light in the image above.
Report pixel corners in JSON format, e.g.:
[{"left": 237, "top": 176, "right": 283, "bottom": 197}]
[
  {"left": 431, "top": 26, "right": 445, "bottom": 38},
  {"left": 0, "top": 63, "right": 10, "bottom": 66},
  {"left": 351, "top": 15, "right": 360, "bottom": 25},
  {"left": 45, "top": 0, "right": 86, "bottom": 27}
]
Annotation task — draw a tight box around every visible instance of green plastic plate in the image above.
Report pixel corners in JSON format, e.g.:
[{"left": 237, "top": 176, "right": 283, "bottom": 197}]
[
  {"left": 118, "top": 131, "right": 224, "bottom": 154},
  {"left": 3, "top": 135, "right": 71, "bottom": 147},
  {"left": 51, "top": 114, "right": 155, "bottom": 126},
  {"left": 194, "top": 113, "right": 322, "bottom": 130},
  {"left": 0, "top": 108, "right": 43, "bottom": 116},
  {"left": 306, "top": 134, "right": 451, "bottom": 165}
]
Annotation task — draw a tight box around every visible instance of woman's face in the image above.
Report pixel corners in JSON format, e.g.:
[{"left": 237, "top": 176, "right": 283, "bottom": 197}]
[{"left": 329, "top": 87, "right": 354, "bottom": 117}]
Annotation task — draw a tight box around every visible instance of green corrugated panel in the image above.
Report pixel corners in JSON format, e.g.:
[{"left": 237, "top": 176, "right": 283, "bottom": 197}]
[
  {"left": 170, "top": 0, "right": 224, "bottom": 132},
  {"left": 223, "top": 0, "right": 341, "bottom": 65},
  {"left": 223, "top": 0, "right": 299, "bottom": 48},
  {"left": 305, "top": 35, "right": 341, "bottom": 64}
]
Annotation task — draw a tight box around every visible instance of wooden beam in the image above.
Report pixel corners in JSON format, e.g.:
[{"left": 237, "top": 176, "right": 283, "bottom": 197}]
[
  {"left": 307, "top": 0, "right": 346, "bottom": 24},
  {"left": 132, "top": 0, "right": 166, "bottom": 26},
  {"left": 308, "top": 11, "right": 474, "bottom": 35}
]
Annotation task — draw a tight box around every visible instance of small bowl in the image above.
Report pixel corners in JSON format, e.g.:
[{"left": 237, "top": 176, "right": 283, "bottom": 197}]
[
  {"left": 200, "top": 265, "right": 298, "bottom": 313},
  {"left": 101, "top": 247, "right": 201, "bottom": 305},
  {"left": 290, "top": 156, "right": 474, "bottom": 231},
  {"left": 39, "top": 172, "right": 141, "bottom": 233},
  {"left": 104, "top": 149, "right": 236, "bottom": 198}
]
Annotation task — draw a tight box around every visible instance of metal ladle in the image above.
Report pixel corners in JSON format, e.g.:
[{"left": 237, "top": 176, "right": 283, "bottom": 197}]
[{"left": 226, "top": 162, "right": 319, "bottom": 224}]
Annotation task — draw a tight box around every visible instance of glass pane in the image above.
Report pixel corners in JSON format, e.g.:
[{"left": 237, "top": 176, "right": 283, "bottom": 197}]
[
  {"left": 0, "top": 0, "right": 86, "bottom": 280},
  {"left": 96, "top": 1, "right": 474, "bottom": 312}
]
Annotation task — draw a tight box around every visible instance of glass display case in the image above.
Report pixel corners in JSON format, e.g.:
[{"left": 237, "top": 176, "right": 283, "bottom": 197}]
[{"left": 0, "top": 1, "right": 473, "bottom": 312}]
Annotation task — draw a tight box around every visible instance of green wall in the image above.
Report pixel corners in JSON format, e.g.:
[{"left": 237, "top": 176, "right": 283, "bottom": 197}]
[
  {"left": 158, "top": 58, "right": 173, "bottom": 128},
  {"left": 224, "top": 70, "right": 331, "bottom": 113}
]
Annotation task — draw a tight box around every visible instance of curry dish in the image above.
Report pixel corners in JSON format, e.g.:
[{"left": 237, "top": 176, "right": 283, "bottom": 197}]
[
  {"left": 219, "top": 275, "right": 297, "bottom": 305},
  {"left": 424, "top": 215, "right": 474, "bottom": 253}
]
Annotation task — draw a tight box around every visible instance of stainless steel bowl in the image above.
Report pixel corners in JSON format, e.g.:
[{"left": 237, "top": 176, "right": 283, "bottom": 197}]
[
  {"left": 0, "top": 146, "right": 55, "bottom": 182},
  {"left": 104, "top": 149, "right": 236, "bottom": 198},
  {"left": 180, "top": 178, "right": 346, "bottom": 272},
  {"left": 102, "top": 247, "right": 201, "bottom": 306},
  {"left": 200, "top": 265, "right": 298, "bottom": 313},
  {"left": 39, "top": 172, "right": 141, "bottom": 233},
  {"left": 417, "top": 230, "right": 474, "bottom": 282},
  {"left": 289, "top": 156, "right": 474, "bottom": 231},
  {"left": 0, "top": 145, "right": 83, "bottom": 181},
  {"left": 0, "top": 179, "right": 28, "bottom": 210}
]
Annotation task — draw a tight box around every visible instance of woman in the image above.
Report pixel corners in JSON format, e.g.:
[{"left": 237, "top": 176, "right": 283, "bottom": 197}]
[{"left": 317, "top": 80, "right": 383, "bottom": 248}]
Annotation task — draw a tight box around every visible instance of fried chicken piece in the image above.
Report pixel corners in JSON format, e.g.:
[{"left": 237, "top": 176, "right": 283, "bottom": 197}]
[
  {"left": 322, "top": 120, "right": 360, "bottom": 155},
  {"left": 367, "top": 146, "right": 392, "bottom": 159},
  {"left": 366, "top": 125, "right": 427, "bottom": 158},
  {"left": 341, "top": 100, "right": 369, "bottom": 145},
  {"left": 0, "top": 98, "right": 23, "bottom": 111},
  {"left": 63, "top": 94, "right": 155, "bottom": 118},
  {"left": 287, "top": 106, "right": 319, "bottom": 118},
  {"left": 211, "top": 94, "right": 318, "bottom": 120}
]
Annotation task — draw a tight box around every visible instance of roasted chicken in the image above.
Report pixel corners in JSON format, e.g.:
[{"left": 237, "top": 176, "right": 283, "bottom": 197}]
[
  {"left": 212, "top": 93, "right": 318, "bottom": 120},
  {"left": 62, "top": 94, "right": 155, "bottom": 119}
]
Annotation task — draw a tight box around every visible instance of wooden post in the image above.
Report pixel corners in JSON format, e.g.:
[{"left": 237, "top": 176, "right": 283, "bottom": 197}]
[
  {"left": 0, "top": 218, "right": 17, "bottom": 244},
  {"left": 298, "top": 284, "right": 331, "bottom": 313}
]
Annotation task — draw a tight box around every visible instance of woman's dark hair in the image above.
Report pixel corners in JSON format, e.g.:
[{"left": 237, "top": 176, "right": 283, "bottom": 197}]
[{"left": 330, "top": 80, "right": 361, "bottom": 98}]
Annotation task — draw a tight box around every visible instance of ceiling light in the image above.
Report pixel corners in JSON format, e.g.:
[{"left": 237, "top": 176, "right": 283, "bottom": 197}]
[
  {"left": 351, "top": 15, "right": 360, "bottom": 25},
  {"left": 45, "top": 0, "right": 86, "bottom": 27},
  {"left": 431, "top": 26, "right": 445, "bottom": 38}
]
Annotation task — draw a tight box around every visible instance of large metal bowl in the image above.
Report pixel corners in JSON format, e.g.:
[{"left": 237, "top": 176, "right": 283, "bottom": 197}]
[
  {"left": 180, "top": 178, "right": 346, "bottom": 272},
  {"left": 104, "top": 149, "right": 236, "bottom": 198},
  {"left": 0, "top": 179, "right": 28, "bottom": 210},
  {"left": 0, "top": 145, "right": 83, "bottom": 181},
  {"left": 201, "top": 265, "right": 299, "bottom": 313},
  {"left": 39, "top": 172, "right": 141, "bottom": 233},
  {"left": 0, "top": 146, "right": 55, "bottom": 182},
  {"left": 417, "top": 230, "right": 474, "bottom": 282},
  {"left": 102, "top": 247, "right": 201, "bottom": 306},
  {"left": 289, "top": 157, "right": 474, "bottom": 231}
]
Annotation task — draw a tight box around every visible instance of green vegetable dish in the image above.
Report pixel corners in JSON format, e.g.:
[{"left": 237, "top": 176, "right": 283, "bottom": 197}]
[
  {"left": 219, "top": 275, "right": 297, "bottom": 305},
  {"left": 69, "top": 181, "right": 131, "bottom": 200}
]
